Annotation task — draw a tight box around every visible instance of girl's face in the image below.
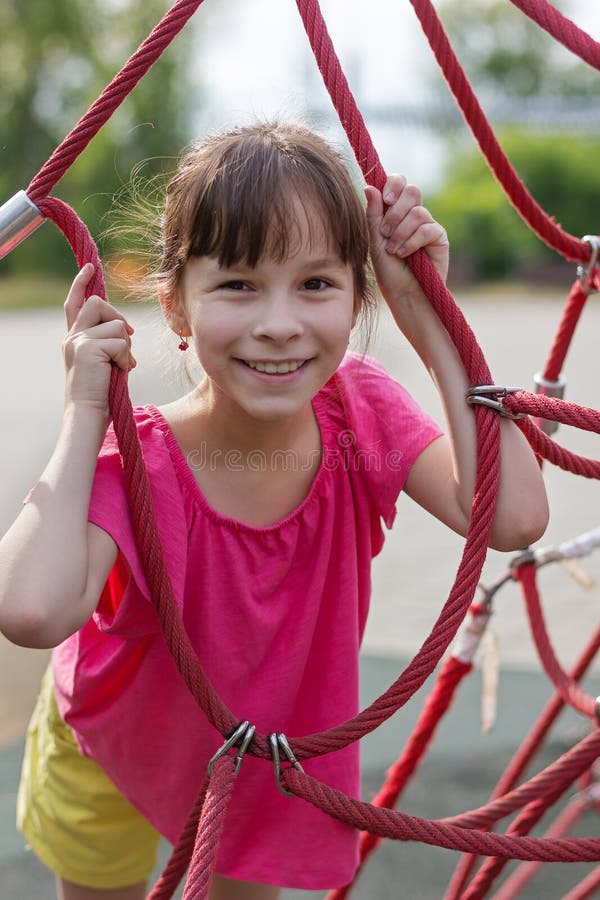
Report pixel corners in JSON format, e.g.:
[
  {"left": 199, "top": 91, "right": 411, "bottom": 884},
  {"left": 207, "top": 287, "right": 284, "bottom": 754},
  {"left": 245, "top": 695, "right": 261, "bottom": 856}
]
[{"left": 176, "top": 209, "right": 357, "bottom": 423}]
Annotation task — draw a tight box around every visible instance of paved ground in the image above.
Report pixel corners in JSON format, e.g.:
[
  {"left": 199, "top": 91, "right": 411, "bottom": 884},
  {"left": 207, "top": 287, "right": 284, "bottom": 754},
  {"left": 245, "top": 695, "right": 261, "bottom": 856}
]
[{"left": 0, "top": 288, "right": 599, "bottom": 897}]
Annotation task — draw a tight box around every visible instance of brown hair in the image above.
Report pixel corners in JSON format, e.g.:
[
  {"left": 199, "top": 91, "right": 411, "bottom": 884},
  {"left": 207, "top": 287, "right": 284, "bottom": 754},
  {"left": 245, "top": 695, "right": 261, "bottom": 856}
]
[{"left": 157, "top": 121, "right": 377, "bottom": 338}]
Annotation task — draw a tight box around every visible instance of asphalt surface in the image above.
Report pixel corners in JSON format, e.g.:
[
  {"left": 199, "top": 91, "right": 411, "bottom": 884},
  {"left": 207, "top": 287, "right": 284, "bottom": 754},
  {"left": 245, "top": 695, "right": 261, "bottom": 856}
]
[{"left": 1, "top": 289, "right": 599, "bottom": 897}]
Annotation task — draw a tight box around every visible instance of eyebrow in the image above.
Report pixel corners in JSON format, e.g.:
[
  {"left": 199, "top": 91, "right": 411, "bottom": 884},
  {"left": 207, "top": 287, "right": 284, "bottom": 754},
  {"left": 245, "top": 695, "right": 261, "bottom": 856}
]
[{"left": 303, "top": 256, "right": 347, "bottom": 269}]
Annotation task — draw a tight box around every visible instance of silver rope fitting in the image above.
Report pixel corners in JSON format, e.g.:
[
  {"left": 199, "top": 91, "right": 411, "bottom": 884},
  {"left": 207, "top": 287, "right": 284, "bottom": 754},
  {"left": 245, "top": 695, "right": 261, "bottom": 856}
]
[
  {"left": 208, "top": 720, "right": 255, "bottom": 776},
  {"left": 533, "top": 372, "right": 567, "bottom": 436},
  {"left": 0, "top": 191, "right": 45, "bottom": 260},
  {"left": 577, "top": 235, "right": 600, "bottom": 294},
  {"left": 465, "top": 385, "right": 526, "bottom": 420},
  {"left": 270, "top": 733, "right": 304, "bottom": 797}
]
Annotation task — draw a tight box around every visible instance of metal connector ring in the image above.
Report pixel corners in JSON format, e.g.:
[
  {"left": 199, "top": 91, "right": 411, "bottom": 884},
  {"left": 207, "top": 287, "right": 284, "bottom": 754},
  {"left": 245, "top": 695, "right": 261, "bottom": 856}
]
[
  {"left": 270, "top": 733, "right": 304, "bottom": 797},
  {"left": 208, "top": 721, "right": 254, "bottom": 776}
]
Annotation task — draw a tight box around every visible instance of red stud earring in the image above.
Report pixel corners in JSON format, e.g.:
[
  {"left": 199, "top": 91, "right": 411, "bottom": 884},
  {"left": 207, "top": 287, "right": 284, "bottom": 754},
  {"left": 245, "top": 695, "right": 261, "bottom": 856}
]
[{"left": 178, "top": 332, "right": 189, "bottom": 351}]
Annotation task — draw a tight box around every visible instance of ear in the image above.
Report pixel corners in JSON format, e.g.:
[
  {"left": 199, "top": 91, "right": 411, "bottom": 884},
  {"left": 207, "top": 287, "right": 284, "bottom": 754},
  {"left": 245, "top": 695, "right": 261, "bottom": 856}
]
[{"left": 158, "top": 284, "right": 191, "bottom": 337}]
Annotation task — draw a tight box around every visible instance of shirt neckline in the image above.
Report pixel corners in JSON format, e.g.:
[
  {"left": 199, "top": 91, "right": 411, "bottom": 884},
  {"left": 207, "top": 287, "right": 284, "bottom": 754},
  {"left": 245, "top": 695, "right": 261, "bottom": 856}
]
[{"left": 145, "top": 389, "right": 333, "bottom": 533}]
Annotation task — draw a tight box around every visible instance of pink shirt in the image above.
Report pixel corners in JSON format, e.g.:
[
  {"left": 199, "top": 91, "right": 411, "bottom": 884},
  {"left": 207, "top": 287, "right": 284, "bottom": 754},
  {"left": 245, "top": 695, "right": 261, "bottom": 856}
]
[{"left": 52, "top": 352, "right": 441, "bottom": 889}]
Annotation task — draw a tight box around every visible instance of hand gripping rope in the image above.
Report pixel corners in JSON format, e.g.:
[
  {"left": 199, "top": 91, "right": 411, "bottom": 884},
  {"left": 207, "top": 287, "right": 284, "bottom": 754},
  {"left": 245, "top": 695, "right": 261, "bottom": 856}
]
[{"left": 2, "top": 1, "right": 600, "bottom": 898}]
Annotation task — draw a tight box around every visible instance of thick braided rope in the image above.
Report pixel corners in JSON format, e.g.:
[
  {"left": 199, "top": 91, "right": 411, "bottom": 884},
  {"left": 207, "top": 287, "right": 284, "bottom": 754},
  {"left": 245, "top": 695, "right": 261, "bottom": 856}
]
[
  {"left": 27, "top": 0, "right": 206, "bottom": 204},
  {"left": 517, "top": 563, "right": 596, "bottom": 718},
  {"left": 148, "top": 775, "right": 210, "bottom": 899},
  {"left": 516, "top": 416, "right": 600, "bottom": 480},
  {"left": 505, "top": 392, "right": 600, "bottom": 434},
  {"left": 292, "top": 0, "right": 502, "bottom": 758},
  {"left": 508, "top": 0, "right": 600, "bottom": 71},
  {"left": 563, "top": 864, "right": 600, "bottom": 900},
  {"left": 326, "top": 656, "right": 473, "bottom": 900},
  {"left": 463, "top": 785, "right": 582, "bottom": 899},
  {"left": 38, "top": 199, "right": 241, "bottom": 744},
  {"left": 541, "top": 280, "right": 589, "bottom": 383},
  {"left": 407, "top": 0, "right": 589, "bottom": 264},
  {"left": 440, "top": 729, "right": 599, "bottom": 831},
  {"left": 25, "top": 0, "right": 599, "bottom": 880},
  {"left": 494, "top": 795, "right": 591, "bottom": 900},
  {"left": 282, "top": 766, "right": 600, "bottom": 862},
  {"left": 182, "top": 757, "right": 237, "bottom": 900},
  {"left": 446, "top": 625, "right": 600, "bottom": 898},
  {"left": 30, "top": 0, "right": 503, "bottom": 767}
]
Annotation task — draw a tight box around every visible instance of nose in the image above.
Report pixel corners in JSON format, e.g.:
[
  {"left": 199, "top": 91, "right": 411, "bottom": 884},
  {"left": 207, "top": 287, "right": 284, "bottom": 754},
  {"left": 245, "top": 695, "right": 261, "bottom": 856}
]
[{"left": 251, "top": 293, "right": 305, "bottom": 343}]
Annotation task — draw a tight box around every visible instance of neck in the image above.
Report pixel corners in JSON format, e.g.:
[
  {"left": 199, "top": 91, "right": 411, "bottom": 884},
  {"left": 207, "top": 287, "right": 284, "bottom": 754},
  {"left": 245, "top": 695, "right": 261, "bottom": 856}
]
[{"left": 187, "top": 378, "right": 317, "bottom": 457}]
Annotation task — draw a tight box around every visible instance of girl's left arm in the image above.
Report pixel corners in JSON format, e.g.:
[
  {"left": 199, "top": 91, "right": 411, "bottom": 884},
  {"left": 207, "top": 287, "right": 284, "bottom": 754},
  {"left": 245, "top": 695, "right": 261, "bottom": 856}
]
[{"left": 365, "top": 176, "right": 549, "bottom": 552}]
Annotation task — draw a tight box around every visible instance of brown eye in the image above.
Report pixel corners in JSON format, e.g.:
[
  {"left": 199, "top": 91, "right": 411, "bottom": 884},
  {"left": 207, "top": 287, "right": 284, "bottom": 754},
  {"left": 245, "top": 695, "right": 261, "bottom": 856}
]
[
  {"left": 303, "top": 278, "right": 329, "bottom": 291},
  {"left": 220, "top": 281, "right": 249, "bottom": 291}
]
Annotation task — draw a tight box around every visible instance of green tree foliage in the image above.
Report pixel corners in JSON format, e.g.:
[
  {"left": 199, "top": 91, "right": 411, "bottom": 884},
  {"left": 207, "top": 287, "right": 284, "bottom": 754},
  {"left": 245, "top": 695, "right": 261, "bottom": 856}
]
[
  {"left": 428, "top": 0, "right": 599, "bottom": 280},
  {"left": 429, "top": 131, "right": 600, "bottom": 279},
  {"left": 0, "top": 0, "right": 196, "bottom": 275},
  {"left": 437, "top": 0, "right": 596, "bottom": 99}
]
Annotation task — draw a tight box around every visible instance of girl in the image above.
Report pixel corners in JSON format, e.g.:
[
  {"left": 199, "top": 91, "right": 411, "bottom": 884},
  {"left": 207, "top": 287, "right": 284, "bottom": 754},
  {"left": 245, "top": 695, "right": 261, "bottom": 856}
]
[{"left": 0, "top": 121, "right": 548, "bottom": 900}]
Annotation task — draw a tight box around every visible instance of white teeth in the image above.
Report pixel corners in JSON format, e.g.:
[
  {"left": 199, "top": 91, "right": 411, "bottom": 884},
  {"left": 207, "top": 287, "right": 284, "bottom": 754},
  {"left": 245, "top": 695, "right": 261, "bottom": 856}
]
[{"left": 245, "top": 360, "right": 304, "bottom": 374}]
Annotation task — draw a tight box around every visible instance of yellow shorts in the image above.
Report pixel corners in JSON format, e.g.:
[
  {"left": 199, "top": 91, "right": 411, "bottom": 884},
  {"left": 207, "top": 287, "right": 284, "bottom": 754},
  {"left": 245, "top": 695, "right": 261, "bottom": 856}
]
[{"left": 17, "top": 667, "right": 161, "bottom": 890}]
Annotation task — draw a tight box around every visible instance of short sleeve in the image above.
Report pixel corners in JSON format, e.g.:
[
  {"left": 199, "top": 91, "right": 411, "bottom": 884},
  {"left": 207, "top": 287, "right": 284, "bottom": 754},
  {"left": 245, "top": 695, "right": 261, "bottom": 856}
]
[
  {"left": 87, "top": 408, "right": 188, "bottom": 636},
  {"left": 335, "top": 353, "right": 443, "bottom": 528}
]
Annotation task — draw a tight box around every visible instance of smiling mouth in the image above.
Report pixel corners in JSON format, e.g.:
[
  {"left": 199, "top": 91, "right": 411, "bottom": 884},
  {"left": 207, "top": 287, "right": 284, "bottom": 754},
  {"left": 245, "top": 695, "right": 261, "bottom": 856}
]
[{"left": 241, "top": 359, "right": 309, "bottom": 374}]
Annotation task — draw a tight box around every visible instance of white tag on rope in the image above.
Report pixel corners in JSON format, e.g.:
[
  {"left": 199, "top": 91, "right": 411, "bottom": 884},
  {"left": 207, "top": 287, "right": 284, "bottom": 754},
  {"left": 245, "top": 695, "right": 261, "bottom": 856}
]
[
  {"left": 480, "top": 628, "right": 500, "bottom": 734},
  {"left": 559, "top": 558, "right": 595, "bottom": 591}
]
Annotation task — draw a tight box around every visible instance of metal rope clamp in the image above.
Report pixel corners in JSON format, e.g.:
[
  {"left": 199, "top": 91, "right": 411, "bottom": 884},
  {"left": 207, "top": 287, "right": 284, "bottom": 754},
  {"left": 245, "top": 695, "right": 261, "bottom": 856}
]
[
  {"left": 0, "top": 191, "right": 45, "bottom": 260},
  {"left": 533, "top": 372, "right": 567, "bottom": 436},
  {"left": 466, "top": 385, "right": 526, "bottom": 419},
  {"left": 577, "top": 235, "right": 600, "bottom": 294},
  {"left": 208, "top": 720, "right": 256, "bottom": 776},
  {"left": 270, "top": 733, "right": 304, "bottom": 797}
]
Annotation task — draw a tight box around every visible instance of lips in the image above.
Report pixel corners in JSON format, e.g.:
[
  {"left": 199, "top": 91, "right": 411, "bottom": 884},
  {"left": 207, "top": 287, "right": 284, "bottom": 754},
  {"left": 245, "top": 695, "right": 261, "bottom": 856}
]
[{"left": 242, "top": 359, "right": 308, "bottom": 374}]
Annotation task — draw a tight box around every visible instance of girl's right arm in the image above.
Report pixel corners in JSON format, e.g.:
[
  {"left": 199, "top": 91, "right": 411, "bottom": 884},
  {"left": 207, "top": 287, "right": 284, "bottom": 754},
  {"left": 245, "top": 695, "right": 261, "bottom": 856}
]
[{"left": 0, "top": 264, "right": 136, "bottom": 649}]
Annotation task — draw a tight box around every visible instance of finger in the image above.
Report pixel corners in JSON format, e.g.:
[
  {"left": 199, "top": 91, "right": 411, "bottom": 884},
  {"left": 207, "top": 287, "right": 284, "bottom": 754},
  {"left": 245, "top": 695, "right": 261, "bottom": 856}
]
[
  {"left": 381, "top": 184, "right": 423, "bottom": 239},
  {"left": 70, "top": 294, "right": 135, "bottom": 337},
  {"left": 387, "top": 221, "right": 448, "bottom": 260},
  {"left": 80, "top": 318, "right": 134, "bottom": 346},
  {"left": 64, "top": 264, "right": 95, "bottom": 331},
  {"left": 383, "top": 206, "right": 435, "bottom": 253},
  {"left": 364, "top": 185, "right": 384, "bottom": 226},
  {"left": 94, "top": 337, "right": 136, "bottom": 372},
  {"left": 382, "top": 174, "right": 407, "bottom": 207}
]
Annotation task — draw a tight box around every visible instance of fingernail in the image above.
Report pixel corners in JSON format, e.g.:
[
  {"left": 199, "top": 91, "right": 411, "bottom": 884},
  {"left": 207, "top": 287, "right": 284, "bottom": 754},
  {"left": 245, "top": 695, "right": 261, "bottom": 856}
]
[
  {"left": 385, "top": 241, "right": 397, "bottom": 253},
  {"left": 82, "top": 262, "right": 94, "bottom": 272},
  {"left": 384, "top": 192, "right": 396, "bottom": 203},
  {"left": 396, "top": 246, "right": 409, "bottom": 257},
  {"left": 381, "top": 224, "right": 392, "bottom": 238}
]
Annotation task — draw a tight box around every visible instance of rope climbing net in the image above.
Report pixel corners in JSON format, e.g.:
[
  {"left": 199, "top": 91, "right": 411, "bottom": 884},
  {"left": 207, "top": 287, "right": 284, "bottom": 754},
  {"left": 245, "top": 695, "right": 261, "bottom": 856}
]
[{"left": 1, "top": 1, "right": 599, "bottom": 897}]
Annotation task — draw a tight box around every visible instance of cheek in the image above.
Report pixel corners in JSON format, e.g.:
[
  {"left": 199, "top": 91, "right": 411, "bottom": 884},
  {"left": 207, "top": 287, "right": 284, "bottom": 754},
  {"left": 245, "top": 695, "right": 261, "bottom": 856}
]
[{"left": 318, "top": 300, "right": 355, "bottom": 343}]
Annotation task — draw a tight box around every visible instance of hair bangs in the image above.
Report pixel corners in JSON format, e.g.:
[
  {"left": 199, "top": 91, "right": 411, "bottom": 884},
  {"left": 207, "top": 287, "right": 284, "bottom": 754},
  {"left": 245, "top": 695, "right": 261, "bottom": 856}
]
[{"left": 184, "top": 134, "right": 367, "bottom": 271}]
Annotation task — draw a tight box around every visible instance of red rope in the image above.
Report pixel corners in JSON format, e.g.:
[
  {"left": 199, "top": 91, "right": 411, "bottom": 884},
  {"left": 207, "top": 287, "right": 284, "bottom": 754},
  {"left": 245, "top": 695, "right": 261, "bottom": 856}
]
[
  {"left": 516, "top": 416, "right": 600, "bottom": 480},
  {"left": 541, "top": 281, "right": 592, "bottom": 384},
  {"left": 27, "top": 0, "right": 206, "bottom": 204},
  {"left": 283, "top": 756, "right": 600, "bottom": 861},
  {"left": 508, "top": 0, "right": 600, "bottom": 71},
  {"left": 563, "top": 864, "right": 600, "bottom": 900},
  {"left": 493, "top": 794, "right": 591, "bottom": 900},
  {"left": 327, "top": 656, "right": 473, "bottom": 900},
  {"left": 505, "top": 391, "right": 600, "bottom": 434},
  {"left": 148, "top": 775, "right": 210, "bottom": 899},
  {"left": 18, "top": 0, "right": 600, "bottom": 889},
  {"left": 445, "top": 625, "right": 600, "bottom": 898},
  {"left": 463, "top": 786, "right": 580, "bottom": 899},
  {"left": 517, "top": 563, "right": 596, "bottom": 719},
  {"left": 182, "top": 757, "right": 237, "bottom": 900},
  {"left": 440, "top": 731, "right": 599, "bottom": 831},
  {"left": 407, "top": 0, "right": 589, "bottom": 264}
]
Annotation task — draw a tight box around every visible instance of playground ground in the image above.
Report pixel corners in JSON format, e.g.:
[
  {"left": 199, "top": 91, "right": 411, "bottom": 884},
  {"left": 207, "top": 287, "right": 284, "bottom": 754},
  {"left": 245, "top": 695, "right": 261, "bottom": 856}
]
[{"left": 1, "top": 287, "right": 599, "bottom": 897}]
